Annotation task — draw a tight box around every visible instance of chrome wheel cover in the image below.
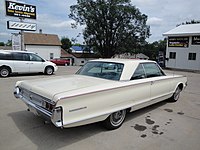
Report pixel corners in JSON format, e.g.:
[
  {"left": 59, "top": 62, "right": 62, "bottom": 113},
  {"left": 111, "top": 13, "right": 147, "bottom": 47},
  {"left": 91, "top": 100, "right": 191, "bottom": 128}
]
[
  {"left": 46, "top": 67, "right": 53, "bottom": 75},
  {"left": 1, "top": 69, "right": 9, "bottom": 77},
  {"left": 174, "top": 87, "right": 181, "bottom": 101},
  {"left": 110, "top": 110, "right": 126, "bottom": 127}
]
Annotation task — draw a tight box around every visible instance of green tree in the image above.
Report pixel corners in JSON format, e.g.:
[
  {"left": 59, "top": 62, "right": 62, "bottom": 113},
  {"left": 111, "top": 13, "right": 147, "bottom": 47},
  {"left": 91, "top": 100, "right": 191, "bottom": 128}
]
[
  {"left": 176, "top": 19, "right": 200, "bottom": 27},
  {"left": 141, "top": 39, "right": 167, "bottom": 60},
  {"left": 61, "top": 37, "right": 72, "bottom": 50},
  {"left": 69, "top": 0, "right": 150, "bottom": 58},
  {"left": 0, "top": 42, "right": 5, "bottom": 46},
  {"left": 6, "top": 40, "right": 12, "bottom": 46}
]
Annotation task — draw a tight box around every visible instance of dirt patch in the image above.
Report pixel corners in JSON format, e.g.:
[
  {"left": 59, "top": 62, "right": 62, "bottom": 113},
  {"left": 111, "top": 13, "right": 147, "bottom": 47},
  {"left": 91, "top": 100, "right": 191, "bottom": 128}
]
[
  {"left": 141, "top": 134, "right": 147, "bottom": 138},
  {"left": 164, "top": 109, "right": 173, "bottom": 112},
  {"left": 145, "top": 118, "right": 155, "bottom": 125},
  {"left": 132, "top": 115, "right": 173, "bottom": 138},
  {"left": 177, "top": 111, "right": 184, "bottom": 115},
  {"left": 132, "top": 124, "right": 147, "bottom": 131}
]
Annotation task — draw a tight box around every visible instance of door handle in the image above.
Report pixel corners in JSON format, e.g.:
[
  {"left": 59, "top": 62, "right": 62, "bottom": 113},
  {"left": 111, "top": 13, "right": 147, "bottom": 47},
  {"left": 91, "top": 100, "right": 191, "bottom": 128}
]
[{"left": 151, "top": 81, "right": 154, "bottom": 85}]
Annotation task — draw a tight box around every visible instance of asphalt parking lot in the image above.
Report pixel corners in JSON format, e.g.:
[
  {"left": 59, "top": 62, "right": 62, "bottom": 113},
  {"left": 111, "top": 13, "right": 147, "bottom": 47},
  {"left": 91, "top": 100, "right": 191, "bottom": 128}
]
[{"left": 0, "top": 66, "right": 200, "bottom": 150}]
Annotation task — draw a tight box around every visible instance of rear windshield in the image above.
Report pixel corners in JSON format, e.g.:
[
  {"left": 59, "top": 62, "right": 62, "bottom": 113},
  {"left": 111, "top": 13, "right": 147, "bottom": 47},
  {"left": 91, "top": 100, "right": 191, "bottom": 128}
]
[{"left": 76, "top": 61, "right": 124, "bottom": 81}]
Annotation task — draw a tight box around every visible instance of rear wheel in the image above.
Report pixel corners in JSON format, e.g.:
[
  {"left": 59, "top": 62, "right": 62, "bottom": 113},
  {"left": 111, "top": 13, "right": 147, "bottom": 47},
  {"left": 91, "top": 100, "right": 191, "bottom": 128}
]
[
  {"left": 0, "top": 67, "right": 10, "bottom": 77},
  {"left": 103, "top": 109, "right": 126, "bottom": 130},
  {"left": 45, "top": 66, "right": 54, "bottom": 75}
]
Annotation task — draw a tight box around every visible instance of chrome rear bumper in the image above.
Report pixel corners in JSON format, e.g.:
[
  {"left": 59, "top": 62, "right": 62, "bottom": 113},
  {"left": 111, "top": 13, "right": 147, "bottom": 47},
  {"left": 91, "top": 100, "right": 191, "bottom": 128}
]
[
  {"left": 21, "top": 95, "right": 52, "bottom": 119},
  {"left": 14, "top": 87, "right": 63, "bottom": 127}
]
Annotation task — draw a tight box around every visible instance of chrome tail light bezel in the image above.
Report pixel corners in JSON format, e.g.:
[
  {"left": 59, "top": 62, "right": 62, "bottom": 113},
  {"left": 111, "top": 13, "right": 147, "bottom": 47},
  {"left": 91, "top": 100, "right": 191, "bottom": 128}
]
[{"left": 51, "top": 106, "right": 63, "bottom": 127}]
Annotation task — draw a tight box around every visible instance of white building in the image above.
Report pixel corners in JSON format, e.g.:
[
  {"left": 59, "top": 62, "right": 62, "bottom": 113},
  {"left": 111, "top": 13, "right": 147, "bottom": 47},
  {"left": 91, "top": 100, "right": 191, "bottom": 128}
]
[
  {"left": 24, "top": 32, "right": 61, "bottom": 60},
  {"left": 113, "top": 53, "right": 149, "bottom": 60},
  {"left": 61, "top": 49, "right": 100, "bottom": 66},
  {"left": 163, "top": 24, "right": 200, "bottom": 71}
]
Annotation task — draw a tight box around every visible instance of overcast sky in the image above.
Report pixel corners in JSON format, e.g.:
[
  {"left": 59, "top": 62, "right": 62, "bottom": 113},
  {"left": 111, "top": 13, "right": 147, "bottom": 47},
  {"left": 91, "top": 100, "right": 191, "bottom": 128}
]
[{"left": 0, "top": 0, "right": 199, "bottom": 44}]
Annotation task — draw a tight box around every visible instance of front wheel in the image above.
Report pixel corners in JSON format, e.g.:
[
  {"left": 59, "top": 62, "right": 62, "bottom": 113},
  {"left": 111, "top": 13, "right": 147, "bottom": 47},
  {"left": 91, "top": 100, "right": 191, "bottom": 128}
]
[
  {"left": 169, "top": 86, "right": 182, "bottom": 102},
  {"left": 45, "top": 66, "right": 54, "bottom": 75},
  {"left": 103, "top": 109, "right": 126, "bottom": 130}
]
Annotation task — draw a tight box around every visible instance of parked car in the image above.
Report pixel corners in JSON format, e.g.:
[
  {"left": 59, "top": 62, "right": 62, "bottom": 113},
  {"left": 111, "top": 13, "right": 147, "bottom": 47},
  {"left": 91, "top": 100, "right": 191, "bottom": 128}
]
[
  {"left": 0, "top": 50, "right": 57, "bottom": 77},
  {"left": 50, "top": 58, "right": 70, "bottom": 66},
  {"left": 14, "top": 59, "right": 187, "bottom": 130}
]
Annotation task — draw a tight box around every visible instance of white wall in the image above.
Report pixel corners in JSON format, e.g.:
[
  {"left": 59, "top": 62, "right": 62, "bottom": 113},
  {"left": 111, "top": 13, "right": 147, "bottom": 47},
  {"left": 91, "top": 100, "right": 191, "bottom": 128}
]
[
  {"left": 166, "top": 37, "right": 200, "bottom": 70},
  {"left": 25, "top": 45, "right": 61, "bottom": 60},
  {"left": 74, "top": 58, "right": 96, "bottom": 66}
]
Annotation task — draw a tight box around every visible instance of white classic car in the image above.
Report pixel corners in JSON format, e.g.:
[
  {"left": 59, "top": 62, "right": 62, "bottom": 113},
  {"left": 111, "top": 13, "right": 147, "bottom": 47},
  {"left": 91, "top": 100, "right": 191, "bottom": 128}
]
[{"left": 14, "top": 59, "right": 187, "bottom": 130}]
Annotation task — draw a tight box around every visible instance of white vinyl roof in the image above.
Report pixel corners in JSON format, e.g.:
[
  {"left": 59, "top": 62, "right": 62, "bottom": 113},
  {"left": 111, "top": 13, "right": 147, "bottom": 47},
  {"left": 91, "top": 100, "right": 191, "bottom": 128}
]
[{"left": 163, "top": 24, "right": 200, "bottom": 36}]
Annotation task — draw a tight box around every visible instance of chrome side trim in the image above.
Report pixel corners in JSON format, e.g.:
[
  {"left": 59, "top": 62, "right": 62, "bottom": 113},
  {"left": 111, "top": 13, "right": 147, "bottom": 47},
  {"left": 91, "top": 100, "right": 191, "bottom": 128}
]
[
  {"left": 69, "top": 106, "right": 87, "bottom": 112},
  {"left": 59, "top": 76, "right": 179, "bottom": 101}
]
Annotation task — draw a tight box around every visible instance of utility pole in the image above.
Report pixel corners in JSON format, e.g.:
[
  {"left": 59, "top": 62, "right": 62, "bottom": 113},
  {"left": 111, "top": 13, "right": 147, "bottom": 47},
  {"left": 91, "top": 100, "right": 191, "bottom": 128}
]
[{"left": 19, "top": 17, "right": 25, "bottom": 51}]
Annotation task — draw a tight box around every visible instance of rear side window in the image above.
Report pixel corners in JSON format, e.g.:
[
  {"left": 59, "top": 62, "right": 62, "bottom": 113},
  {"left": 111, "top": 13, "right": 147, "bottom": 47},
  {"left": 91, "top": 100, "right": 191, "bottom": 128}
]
[
  {"left": 143, "top": 63, "right": 165, "bottom": 78},
  {"left": 131, "top": 63, "right": 165, "bottom": 80},
  {"left": 12, "top": 53, "right": 30, "bottom": 61},
  {"left": 0, "top": 52, "right": 12, "bottom": 60}
]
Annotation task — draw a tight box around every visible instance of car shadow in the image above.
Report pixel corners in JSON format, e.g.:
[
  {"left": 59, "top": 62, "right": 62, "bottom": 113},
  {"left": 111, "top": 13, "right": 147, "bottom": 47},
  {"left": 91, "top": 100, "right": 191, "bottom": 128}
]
[
  {"left": 8, "top": 100, "right": 168, "bottom": 150},
  {"left": 8, "top": 110, "right": 104, "bottom": 150},
  {"left": 9, "top": 73, "right": 47, "bottom": 77},
  {"left": 125, "top": 100, "right": 168, "bottom": 122}
]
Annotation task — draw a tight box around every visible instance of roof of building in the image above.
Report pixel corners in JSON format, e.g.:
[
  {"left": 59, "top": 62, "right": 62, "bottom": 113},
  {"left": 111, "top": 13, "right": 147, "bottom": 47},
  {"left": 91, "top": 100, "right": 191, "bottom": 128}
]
[
  {"left": 24, "top": 32, "right": 62, "bottom": 46},
  {"left": 61, "top": 48, "right": 100, "bottom": 58},
  {"left": 113, "top": 53, "right": 149, "bottom": 59},
  {"left": 163, "top": 24, "right": 200, "bottom": 36},
  {"left": 61, "top": 49, "right": 74, "bottom": 58},
  {"left": 72, "top": 53, "right": 100, "bottom": 58},
  {"left": 71, "top": 46, "right": 83, "bottom": 52},
  {"left": 136, "top": 53, "right": 149, "bottom": 59},
  {"left": 70, "top": 45, "right": 93, "bottom": 53}
]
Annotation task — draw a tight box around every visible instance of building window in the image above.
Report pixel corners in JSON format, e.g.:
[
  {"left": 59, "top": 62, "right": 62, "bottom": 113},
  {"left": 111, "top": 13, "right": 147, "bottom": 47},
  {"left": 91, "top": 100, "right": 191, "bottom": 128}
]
[
  {"left": 188, "top": 53, "right": 196, "bottom": 60},
  {"left": 169, "top": 52, "right": 176, "bottom": 59},
  {"left": 50, "top": 53, "right": 54, "bottom": 59}
]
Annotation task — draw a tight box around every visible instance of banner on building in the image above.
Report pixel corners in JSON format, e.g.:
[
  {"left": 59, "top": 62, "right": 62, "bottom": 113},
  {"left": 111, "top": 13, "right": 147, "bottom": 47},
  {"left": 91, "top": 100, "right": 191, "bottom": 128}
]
[
  {"left": 7, "top": 20, "right": 37, "bottom": 31},
  {"left": 192, "top": 36, "right": 200, "bottom": 45},
  {"left": 168, "top": 37, "right": 189, "bottom": 47},
  {"left": 12, "top": 33, "right": 21, "bottom": 50},
  {"left": 5, "top": 1, "right": 36, "bottom": 19}
]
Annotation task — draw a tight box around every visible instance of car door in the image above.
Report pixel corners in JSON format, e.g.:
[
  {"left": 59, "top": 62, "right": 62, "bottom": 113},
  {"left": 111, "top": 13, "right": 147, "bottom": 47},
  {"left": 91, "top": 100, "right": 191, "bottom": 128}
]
[
  {"left": 12, "top": 52, "right": 30, "bottom": 73},
  {"left": 29, "top": 53, "right": 45, "bottom": 72},
  {"left": 142, "top": 63, "right": 171, "bottom": 102},
  {"left": 130, "top": 64, "right": 151, "bottom": 104}
]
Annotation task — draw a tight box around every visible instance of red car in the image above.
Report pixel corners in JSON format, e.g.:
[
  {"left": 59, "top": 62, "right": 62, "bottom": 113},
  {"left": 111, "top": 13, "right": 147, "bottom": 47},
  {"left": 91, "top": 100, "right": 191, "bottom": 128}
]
[{"left": 50, "top": 58, "right": 70, "bottom": 66}]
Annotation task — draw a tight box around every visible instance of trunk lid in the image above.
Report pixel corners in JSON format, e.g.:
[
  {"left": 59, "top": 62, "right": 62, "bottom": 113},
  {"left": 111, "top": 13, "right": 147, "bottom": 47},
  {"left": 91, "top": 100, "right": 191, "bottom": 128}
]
[{"left": 18, "top": 75, "right": 112, "bottom": 101}]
